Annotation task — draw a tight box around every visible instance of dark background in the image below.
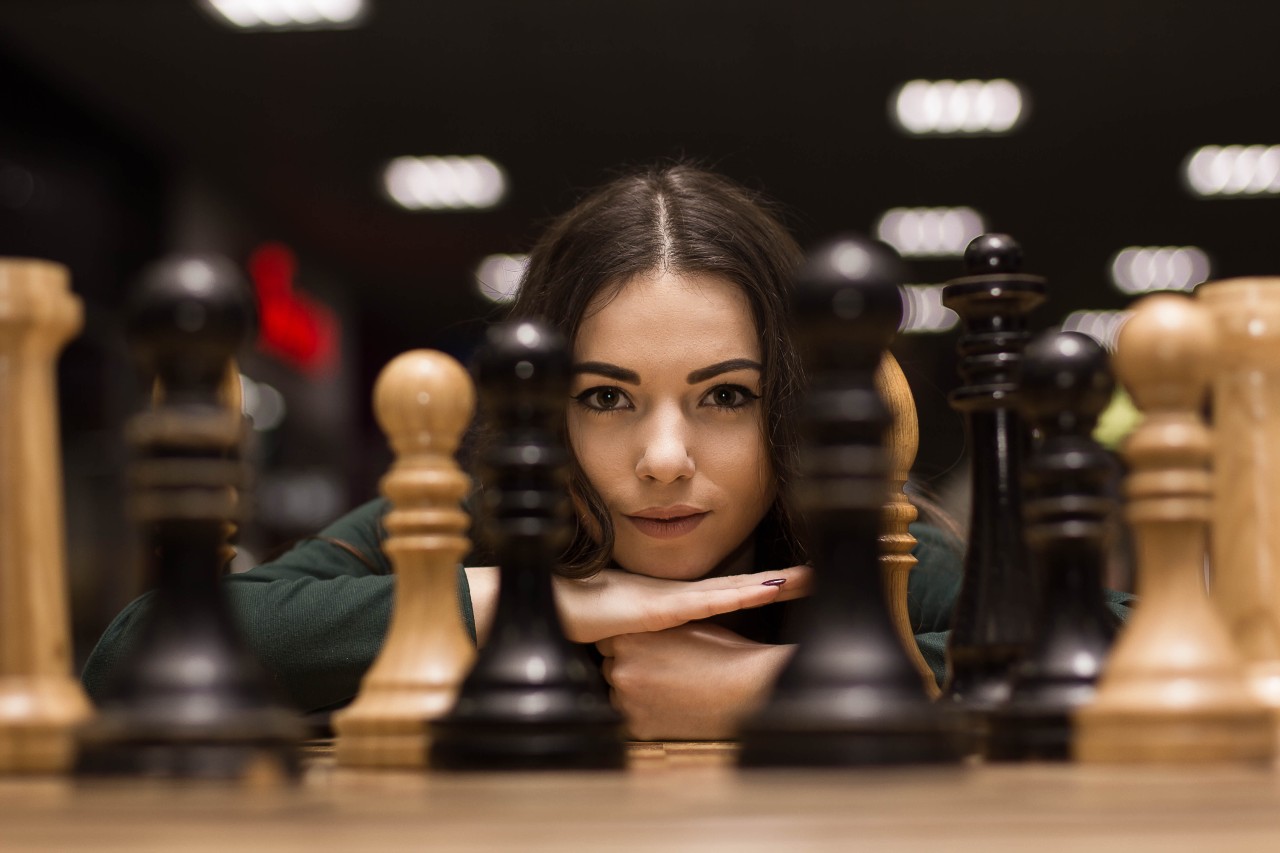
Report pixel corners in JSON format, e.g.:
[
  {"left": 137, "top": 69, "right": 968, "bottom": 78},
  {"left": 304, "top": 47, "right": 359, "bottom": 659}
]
[{"left": 2, "top": 0, "right": 1277, "bottom": 656}]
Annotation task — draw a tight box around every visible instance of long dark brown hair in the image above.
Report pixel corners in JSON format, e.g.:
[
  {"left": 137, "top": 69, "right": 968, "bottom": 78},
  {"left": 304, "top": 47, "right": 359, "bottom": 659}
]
[{"left": 502, "top": 164, "right": 807, "bottom": 579}]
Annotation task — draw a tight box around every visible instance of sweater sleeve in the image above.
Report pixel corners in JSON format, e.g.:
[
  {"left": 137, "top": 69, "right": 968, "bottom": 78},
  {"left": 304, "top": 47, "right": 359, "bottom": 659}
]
[
  {"left": 905, "top": 522, "right": 1135, "bottom": 688},
  {"left": 81, "top": 498, "right": 477, "bottom": 714}
]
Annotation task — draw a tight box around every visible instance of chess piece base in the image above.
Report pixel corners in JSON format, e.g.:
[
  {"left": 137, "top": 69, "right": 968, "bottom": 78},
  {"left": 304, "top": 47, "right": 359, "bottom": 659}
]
[
  {"left": 985, "top": 708, "right": 1071, "bottom": 762},
  {"left": 335, "top": 729, "right": 429, "bottom": 769},
  {"left": 0, "top": 728, "right": 78, "bottom": 774},
  {"left": 1075, "top": 709, "right": 1275, "bottom": 763},
  {"left": 738, "top": 726, "right": 966, "bottom": 768},
  {"left": 430, "top": 722, "right": 626, "bottom": 771},
  {"left": 0, "top": 678, "right": 93, "bottom": 773},
  {"left": 76, "top": 739, "right": 299, "bottom": 782},
  {"left": 77, "top": 708, "right": 301, "bottom": 781}
]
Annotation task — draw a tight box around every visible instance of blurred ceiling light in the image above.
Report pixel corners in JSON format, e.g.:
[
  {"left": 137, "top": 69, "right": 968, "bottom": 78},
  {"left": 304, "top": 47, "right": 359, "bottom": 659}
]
[
  {"left": 876, "top": 206, "right": 985, "bottom": 258},
  {"left": 1184, "top": 145, "right": 1280, "bottom": 197},
  {"left": 200, "top": 0, "right": 367, "bottom": 29},
  {"left": 383, "top": 156, "right": 507, "bottom": 211},
  {"left": 891, "top": 79, "right": 1026, "bottom": 136},
  {"left": 475, "top": 254, "right": 529, "bottom": 303},
  {"left": 1062, "top": 310, "right": 1131, "bottom": 352},
  {"left": 899, "top": 284, "right": 959, "bottom": 334},
  {"left": 1110, "top": 246, "right": 1211, "bottom": 295},
  {"left": 238, "top": 374, "right": 288, "bottom": 431}
]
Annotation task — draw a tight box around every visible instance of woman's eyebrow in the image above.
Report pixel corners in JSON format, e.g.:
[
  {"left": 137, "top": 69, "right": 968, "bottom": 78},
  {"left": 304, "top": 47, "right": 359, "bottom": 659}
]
[
  {"left": 572, "top": 361, "right": 640, "bottom": 383},
  {"left": 687, "top": 359, "right": 763, "bottom": 384}
]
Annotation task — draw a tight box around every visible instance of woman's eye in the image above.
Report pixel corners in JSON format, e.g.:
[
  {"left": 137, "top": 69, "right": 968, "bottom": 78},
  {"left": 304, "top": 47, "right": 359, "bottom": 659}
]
[
  {"left": 702, "top": 384, "right": 759, "bottom": 410},
  {"left": 573, "top": 386, "right": 631, "bottom": 412}
]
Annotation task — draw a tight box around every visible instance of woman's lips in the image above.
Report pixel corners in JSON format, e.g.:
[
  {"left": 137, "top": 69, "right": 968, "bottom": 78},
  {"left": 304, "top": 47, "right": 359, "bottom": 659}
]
[{"left": 626, "top": 511, "right": 709, "bottom": 539}]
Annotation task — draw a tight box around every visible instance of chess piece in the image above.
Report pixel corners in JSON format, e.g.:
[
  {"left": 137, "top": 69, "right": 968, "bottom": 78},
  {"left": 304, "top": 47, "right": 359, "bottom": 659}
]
[
  {"left": 1197, "top": 278, "right": 1280, "bottom": 726},
  {"left": 1075, "top": 294, "right": 1273, "bottom": 762},
  {"left": 738, "top": 236, "right": 962, "bottom": 767},
  {"left": 986, "top": 331, "right": 1120, "bottom": 761},
  {"left": 429, "top": 321, "right": 625, "bottom": 770},
  {"left": 0, "top": 259, "right": 94, "bottom": 773},
  {"left": 941, "top": 234, "right": 1046, "bottom": 712},
  {"left": 333, "top": 350, "right": 476, "bottom": 768},
  {"left": 77, "top": 255, "right": 300, "bottom": 780},
  {"left": 877, "top": 354, "right": 940, "bottom": 697}
]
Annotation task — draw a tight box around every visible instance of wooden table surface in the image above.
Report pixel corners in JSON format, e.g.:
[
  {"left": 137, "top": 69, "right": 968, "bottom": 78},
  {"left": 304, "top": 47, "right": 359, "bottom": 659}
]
[{"left": 4, "top": 742, "right": 1280, "bottom": 851}]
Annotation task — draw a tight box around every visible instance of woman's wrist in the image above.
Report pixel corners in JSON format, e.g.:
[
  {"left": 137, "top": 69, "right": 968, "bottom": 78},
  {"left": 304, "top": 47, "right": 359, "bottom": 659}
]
[{"left": 462, "top": 565, "right": 499, "bottom": 645}]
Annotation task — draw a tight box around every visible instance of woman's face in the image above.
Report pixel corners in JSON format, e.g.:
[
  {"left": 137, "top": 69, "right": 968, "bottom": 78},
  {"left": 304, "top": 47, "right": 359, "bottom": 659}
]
[{"left": 567, "top": 271, "right": 775, "bottom": 580}]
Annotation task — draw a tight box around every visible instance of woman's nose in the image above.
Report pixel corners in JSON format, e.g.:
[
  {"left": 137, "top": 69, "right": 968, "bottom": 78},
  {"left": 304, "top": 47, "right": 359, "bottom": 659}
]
[{"left": 634, "top": 408, "right": 695, "bottom": 483}]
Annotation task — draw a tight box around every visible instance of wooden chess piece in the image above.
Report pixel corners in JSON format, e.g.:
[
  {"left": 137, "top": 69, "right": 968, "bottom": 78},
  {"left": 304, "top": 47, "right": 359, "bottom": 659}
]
[
  {"left": 0, "top": 259, "right": 94, "bottom": 773},
  {"left": 986, "top": 331, "right": 1120, "bottom": 761},
  {"left": 429, "top": 321, "right": 625, "bottom": 770},
  {"left": 1197, "top": 278, "right": 1280, "bottom": 728},
  {"left": 941, "top": 234, "right": 1046, "bottom": 712},
  {"left": 77, "top": 254, "right": 300, "bottom": 780},
  {"left": 1075, "top": 293, "right": 1274, "bottom": 762},
  {"left": 738, "top": 236, "right": 962, "bottom": 767},
  {"left": 333, "top": 350, "right": 477, "bottom": 768},
  {"left": 877, "top": 353, "right": 940, "bottom": 697}
]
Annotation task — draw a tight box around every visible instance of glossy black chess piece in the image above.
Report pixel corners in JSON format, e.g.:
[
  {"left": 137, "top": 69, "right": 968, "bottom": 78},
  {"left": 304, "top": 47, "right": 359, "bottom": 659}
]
[
  {"left": 77, "top": 255, "right": 300, "bottom": 781},
  {"left": 941, "top": 234, "right": 1047, "bottom": 719},
  {"left": 738, "top": 236, "right": 963, "bottom": 767},
  {"left": 429, "top": 321, "right": 625, "bottom": 770},
  {"left": 986, "top": 331, "right": 1121, "bottom": 761}
]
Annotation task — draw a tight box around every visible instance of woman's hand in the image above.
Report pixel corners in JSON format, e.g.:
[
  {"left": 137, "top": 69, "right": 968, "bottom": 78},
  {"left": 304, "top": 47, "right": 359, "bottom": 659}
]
[
  {"left": 554, "top": 565, "right": 811, "bottom": 644},
  {"left": 596, "top": 624, "right": 794, "bottom": 741},
  {"left": 465, "top": 564, "right": 811, "bottom": 646}
]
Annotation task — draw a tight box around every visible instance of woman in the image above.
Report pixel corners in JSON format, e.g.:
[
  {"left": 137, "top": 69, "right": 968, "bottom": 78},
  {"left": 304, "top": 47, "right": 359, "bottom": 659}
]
[{"left": 81, "top": 165, "right": 978, "bottom": 739}]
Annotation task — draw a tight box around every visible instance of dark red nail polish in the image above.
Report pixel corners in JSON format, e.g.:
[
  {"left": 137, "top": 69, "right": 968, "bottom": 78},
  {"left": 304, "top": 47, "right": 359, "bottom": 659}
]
[{"left": 762, "top": 578, "right": 786, "bottom": 587}]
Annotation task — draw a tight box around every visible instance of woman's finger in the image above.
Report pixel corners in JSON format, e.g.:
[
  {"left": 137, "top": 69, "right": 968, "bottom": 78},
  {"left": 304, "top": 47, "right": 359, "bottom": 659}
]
[{"left": 639, "top": 583, "right": 782, "bottom": 633}]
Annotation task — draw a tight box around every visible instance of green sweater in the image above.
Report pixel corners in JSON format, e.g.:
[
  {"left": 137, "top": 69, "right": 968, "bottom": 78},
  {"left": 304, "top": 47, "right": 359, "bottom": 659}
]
[{"left": 81, "top": 500, "right": 1133, "bottom": 713}]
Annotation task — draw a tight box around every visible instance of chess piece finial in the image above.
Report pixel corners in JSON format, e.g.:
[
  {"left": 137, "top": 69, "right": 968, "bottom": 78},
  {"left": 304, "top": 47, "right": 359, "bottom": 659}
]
[
  {"left": 333, "top": 349, "right": 476, "bottom": 768},
  {"left": 1020, "top": 331, "right": 1114, "bottom": 429},
  {"left": 0, "top": 259, "right": 94, "bottom": 773},
  {"left": 128, "top": 256, "right": 253, "bottom": 400},
  {"left": 739, "top": 235, "right": 961, "bottom": 767},
  {"left": 964, "top": 233, "right": 1023, "bottom": 274},
  {"left": 1075, "top": 294, "right": 1273, "bottom": 762},
  {"left": 429, "top": 320, "right": 624, "bottom": 771},
  {"left": 987, "top": 331, "right": 1120, "bottom": 761},
  {"left": 78, "top": 253, "right": 300, "bottom": 781}
]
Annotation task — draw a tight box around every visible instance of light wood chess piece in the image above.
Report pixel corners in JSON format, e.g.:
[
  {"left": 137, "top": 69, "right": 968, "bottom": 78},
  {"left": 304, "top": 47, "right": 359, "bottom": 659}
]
[
  {"left": 1075, "top": 293, "right": 1273, "bottom": 762},
  {"left": 1198, "top": 278, "right": 1280, "bottom": 725},
  {"left": 334, "top": 350, "right": 476, "bottom": 768},
  {"left": 877, "top": 353, "right": 938, "bottom": 697},
  {"left": 0, "top": 259, "right": 94, "bottom": 773}
]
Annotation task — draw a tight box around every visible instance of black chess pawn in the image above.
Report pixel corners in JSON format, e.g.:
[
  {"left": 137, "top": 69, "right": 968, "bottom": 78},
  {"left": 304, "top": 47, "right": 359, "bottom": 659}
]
[
  {"left": 986, "top": 331, "right": 1121, "bottom": 760},
  {"left": 941, "top": 234, "right": 1046, "bottom": 718},
  {"left": 77, "top": 255, "right": 300, "bottom": 781},
  {"left": 737, "top": 236, "right": 963, "bottom": 767},
  {"left": 429, "top": 321, "right": 625, "bottom": 770}
]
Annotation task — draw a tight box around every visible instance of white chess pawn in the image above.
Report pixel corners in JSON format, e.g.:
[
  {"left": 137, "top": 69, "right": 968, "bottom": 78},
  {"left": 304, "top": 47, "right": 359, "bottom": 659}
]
[{"left": 334, "top": 350, "right": 476, "bottom": 768}]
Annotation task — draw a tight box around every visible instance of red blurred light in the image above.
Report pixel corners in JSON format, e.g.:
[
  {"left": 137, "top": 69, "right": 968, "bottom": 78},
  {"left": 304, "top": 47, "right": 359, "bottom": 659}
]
[{"left": 248, "top": 242, "right": 339, "bottom": 376}]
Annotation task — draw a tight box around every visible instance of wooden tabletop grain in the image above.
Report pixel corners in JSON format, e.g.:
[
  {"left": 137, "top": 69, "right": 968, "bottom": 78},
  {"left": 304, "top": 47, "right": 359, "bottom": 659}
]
[{"left": 3, "top": 742, "right": 1279, "bottom": 851}]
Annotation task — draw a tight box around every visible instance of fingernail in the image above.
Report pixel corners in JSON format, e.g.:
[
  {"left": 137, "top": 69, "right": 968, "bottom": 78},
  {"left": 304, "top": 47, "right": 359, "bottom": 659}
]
[{"left": 762, "top": 579, "right": 786, "bottom": 587}]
